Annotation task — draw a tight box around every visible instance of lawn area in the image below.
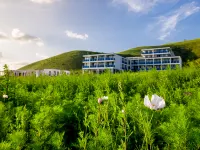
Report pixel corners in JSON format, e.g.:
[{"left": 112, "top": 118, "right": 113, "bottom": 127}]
[{"left": 0, "top": 66, "right": 200, "bottom": 149}]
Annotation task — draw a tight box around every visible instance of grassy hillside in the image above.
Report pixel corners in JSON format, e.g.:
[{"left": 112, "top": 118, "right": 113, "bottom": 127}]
[
  {"left": 19, "top": 38, "right": 200, "bottom": 70},
  {"left": 19, "top": 50, "right": 100, "bottom": 70}
]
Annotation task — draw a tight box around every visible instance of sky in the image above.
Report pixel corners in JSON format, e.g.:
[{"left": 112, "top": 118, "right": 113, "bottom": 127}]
[{"left": 0, "top": 0, "right": 200, "bottom": 70}]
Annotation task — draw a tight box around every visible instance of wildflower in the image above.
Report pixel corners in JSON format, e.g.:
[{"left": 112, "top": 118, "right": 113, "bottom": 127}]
[
  {"left": 98, "top": 96, "right": 108, "bottom": 104},
  {"left": 3, "top": 94, "right": 8, "bottom": 99},
  {"left": 122, "top": 109, "right": 125, "bottom": 113},
  {"left": 184, "top": 92, "right": 192, "bottom": 96},
  {"left": 144, "top": 94, "right": 165, "bottom": 110}
]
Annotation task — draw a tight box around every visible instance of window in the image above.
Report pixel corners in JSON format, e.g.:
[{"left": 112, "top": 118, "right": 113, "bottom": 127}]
[{"left": 49, "top": 71, "right": 51, "bottom": 76}]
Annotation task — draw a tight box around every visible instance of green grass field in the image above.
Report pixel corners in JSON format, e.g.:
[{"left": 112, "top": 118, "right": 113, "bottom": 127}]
[
  {"left": 1, "top": 65, "right": 200, "bottom": 149},
  {"left": 19, "top": 38, "right": 200, "bottom": 70}
]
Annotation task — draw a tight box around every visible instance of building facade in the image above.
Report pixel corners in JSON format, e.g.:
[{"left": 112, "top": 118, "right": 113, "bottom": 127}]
[
  {"left": 82, "top": 53, "right": 124, "bottom": 73},
  {"left": 0, "top": 69, "right": 70, "bottom": 77},
  {"left": 35, "top": 69, "right": 70, "bottom": 77},
  {"left": 82, "top": 47, "right": 182, "bottom": 73}
]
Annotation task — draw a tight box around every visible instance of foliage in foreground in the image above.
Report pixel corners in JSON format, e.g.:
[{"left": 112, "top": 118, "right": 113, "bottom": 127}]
[{"left": 1, "top": 66, "right": 200, "bottom": 149}]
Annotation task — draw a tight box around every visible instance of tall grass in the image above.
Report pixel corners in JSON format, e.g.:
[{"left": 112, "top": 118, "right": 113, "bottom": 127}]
[{"left": 0, "top": 65, "right": 200, "bottom": 149}]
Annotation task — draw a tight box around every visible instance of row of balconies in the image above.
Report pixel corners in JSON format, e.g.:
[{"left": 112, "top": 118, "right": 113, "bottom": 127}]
[
  {"left": 132, "top": 60, "right": 180, "bottom": 65},
  {"left": 83, "top": 65, "right": 115, "bottom": 68},
  {"left": 141, "top": 50, "right": 169, "bottom": 54},
  {"left": 133, "top": 66, "right": 178, "bottom": 71},
  {"left": 83, "top": 58, "right": 115, "bottom": 61}
]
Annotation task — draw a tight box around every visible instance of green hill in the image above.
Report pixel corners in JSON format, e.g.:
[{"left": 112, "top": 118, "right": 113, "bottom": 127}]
[
  {"left": 19, "top": 50, "right": 100, "bottom": 70},
  {"left": 20, "top": 38, "right": 200, "bottom": 70}
]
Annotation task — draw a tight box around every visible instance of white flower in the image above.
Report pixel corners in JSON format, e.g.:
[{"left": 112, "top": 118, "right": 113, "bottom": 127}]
[
  {"left": 144, "top": 94, "right": 165, "bottom": 110},
  {"left": 98, "top": 96, "right": 108, "bottom": 104},
  {"left": 102, "top": 96, "right": 108, "bottom": 100},
  {"left": 3, "top": 94, "right": 8, "bottom": 99},
  {"left": 122, "top": 109, "right": 125, "bottom": 113}
]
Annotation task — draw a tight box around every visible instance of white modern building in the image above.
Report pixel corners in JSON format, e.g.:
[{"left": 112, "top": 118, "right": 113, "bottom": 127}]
[
  {"left": 0, "top": 69, "right": 70, "bottom": 77},
  {"left": 35, "top": 69, "right": 70, "bottom": 77},
  {"left": 129, "top": 47, "right": 182, "bottom": 71},
  {"left": 82, "top": 53, "right": 125, "bottom": 73},
  {"left": 82, "top": 47, "right": 182, "bottom": 73}
]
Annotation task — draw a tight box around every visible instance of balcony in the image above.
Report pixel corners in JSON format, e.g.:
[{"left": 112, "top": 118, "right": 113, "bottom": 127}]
[
  {"left": 146, "top": 62, "right": 153, "bottom": 64},
  {"left": 142, "top": 50, "right": 169, "bottom": 54},
  {"left": 162, "top": 61, "right": 170, "bottom": 64},
  {"left": 142, "top": 51, "right": 153, "bottom": 54},
  {"left": 90, "top": 65, "right": 98, "bottom": 68},
  {"left": 105, "top": 65, "right": 115, "bottom": 67},
  {"left": 171, "top": 61, "right": 180, "bottom": 63},
  {"left": 98, "top": 58, "right": 105, "bottom": 61},
  {"left": 154, "top": 61, "right": 161, "bottom": 64},
  {"left": 82, "top": 66, "right": 89, "bottom": 68},
  {"left": 83, "top": 59, "right": 90, "bottom": 62},
  {"left": 105, "top": 58, "right": 115, "bottom": 60},
  {"left": 90, "top": 58, "right": 97, "bottom": 61},
  {"left": 154, "top": 50, "right": 169, "bottom": 54},
  {"left": 139, "top": 62, "right": 145, "bottom": 64},
  {"left": 132, "top": 62, "right": 138, "bottom": 65},
  {"left": 98, "top": 65, "right": 105, "bottom": 67}
]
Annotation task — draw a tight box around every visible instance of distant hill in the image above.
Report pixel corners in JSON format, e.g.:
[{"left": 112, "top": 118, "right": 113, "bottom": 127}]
[
  {"left": 19, "top": 50, "right": 100, "bottom": 70},
  {"left": 20, "top": 38, "right": 200, "bottom": 70}
]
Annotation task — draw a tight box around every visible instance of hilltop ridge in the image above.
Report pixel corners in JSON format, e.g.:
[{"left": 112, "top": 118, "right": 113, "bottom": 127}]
[{"left": 19, "top": 38, "right": 200, "bottom": 70}]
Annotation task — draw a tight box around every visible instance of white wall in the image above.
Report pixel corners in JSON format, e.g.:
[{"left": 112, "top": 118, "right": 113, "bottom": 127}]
[
  {"left": 36, "top": 69, "right": 70, "bottom": 77},
  {"left": 114, "top": 55, "right": 123, "bottom": 70}
]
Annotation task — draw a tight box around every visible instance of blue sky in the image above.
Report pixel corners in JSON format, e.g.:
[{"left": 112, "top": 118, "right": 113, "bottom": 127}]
[{"left": 0, "top": 0, "right": 200, "bottom": 70}]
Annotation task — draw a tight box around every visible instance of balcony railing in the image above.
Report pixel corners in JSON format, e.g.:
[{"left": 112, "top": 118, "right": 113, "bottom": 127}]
[
  {"left": 131, "top": 62, "right": 138, "bottom": 64},
  {"left": 105, "top": 58, "right": 115, "bottom": 60},
  {"left": 139, "top": 62, "right": 145, "bottom": 64},
  {"left": 154, "top": 50, "right": 169, "bottom": 54},
  {"left": 142, "top": 50, "right": 169, "bottom": 54},
  {"left": 90, "top": 59, "right": 97, "bottom": 61},
  {"left": 98, "top": 58, "right": 105, "bottom": 61},
  {"left": 83, "top": 59, "right": 90, "bottom": 61},
  {"left": 146, "top": 62, "right": 153, "bottom": 64},
  {"left": 105, "top": 65, "right": 115, "bottom": 67},
  {"left": 83, "top": 65, "right": 115, "bottom": 68},
  {"left": 98, "top": 65, "right": 104, "bottom": 67},
  {"left": 171, "top": 61, "right": 180, "bottom": 63},
  {"left": 162, "top": 61, "right": 170, "bottom": 63},
  {"left": 90, "top": 65, "right": 98, "bottom": 68},
  {"left": 82, "top": 66, "right": 89, "bottom": 68},
  {"left": 142, "top": 52, "right": 153, "bottom": 54},
  {"left": 154, "top": 61, "right": 161, "bottom": 64}
]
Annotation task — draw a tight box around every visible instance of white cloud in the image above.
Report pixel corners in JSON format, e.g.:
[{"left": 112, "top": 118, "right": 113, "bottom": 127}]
[
  {"left": 112, "top": 0, "right": 179, "bottom": 13},
  {"left": 30, "top": 0, "right": 59, "bottom": 4},
  {"left": 11, "top": 28, "right": 44, "bottom": 46},
  {"left": 151, "top": 1, "right": 200, "bottom": 40},
  {"left": 0, "top": 59, "right": 30, "bottom": 71},
  {"left": 65, "top": 30, "right": 88, "bottom": 40},
  {"left": 36, "top": 52, "right": 49, "bottom": 59}
]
